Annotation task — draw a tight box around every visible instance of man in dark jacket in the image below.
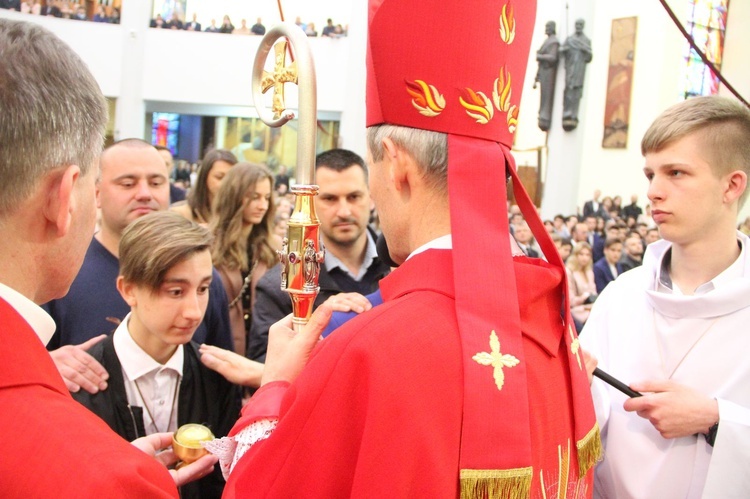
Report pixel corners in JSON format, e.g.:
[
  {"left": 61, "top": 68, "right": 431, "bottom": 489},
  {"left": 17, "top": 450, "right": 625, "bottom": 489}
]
[
  {"left": 247, "top": 149, "right": 390, "bottom": 361},
  {"left": 44, "top": 140, "right": 233, "bottom": 394},
  {"left": 594, "top": 237, "right": 624, "bottom": 293}
]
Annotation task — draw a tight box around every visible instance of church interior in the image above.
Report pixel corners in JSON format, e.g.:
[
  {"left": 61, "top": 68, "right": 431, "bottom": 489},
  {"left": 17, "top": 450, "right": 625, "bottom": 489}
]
[{"left": 1, "top": 0, "right": 747, "bottom": 221}]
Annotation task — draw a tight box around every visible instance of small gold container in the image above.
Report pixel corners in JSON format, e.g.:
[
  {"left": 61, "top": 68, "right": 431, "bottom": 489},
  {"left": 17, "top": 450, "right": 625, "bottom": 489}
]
[{"left": 172, "top": 424, "right": 215, "bottom": 466}]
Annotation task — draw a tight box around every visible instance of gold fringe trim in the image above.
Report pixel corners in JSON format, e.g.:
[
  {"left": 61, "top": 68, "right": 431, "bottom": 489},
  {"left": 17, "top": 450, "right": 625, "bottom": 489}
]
[
  {"left": 460, "top": 468, "right": 533, "bottom": 499},
  {"left": 576, "top": 423, "right": 603, "bottom": 478}
]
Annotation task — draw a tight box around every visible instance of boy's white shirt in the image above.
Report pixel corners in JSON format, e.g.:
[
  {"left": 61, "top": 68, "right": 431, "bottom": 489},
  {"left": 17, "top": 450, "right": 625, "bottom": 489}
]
[
  {"left": 581, "top": 231, "right": 750, "bottom": 498},
  {"left": 112, "top": 313, "right": 183, "bottom": 434}
]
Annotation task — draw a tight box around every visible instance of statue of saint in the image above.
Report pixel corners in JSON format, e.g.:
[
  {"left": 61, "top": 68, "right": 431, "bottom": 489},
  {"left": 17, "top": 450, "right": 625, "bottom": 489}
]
[
  {"left": 534, "top": 21, "right": 559, "bottom": 132},
  {"left": 303, "top": 239, "right": 318, "bottom": 289},
  {"left": 561, "top": 19, "right": 592, "bottom": 131}
]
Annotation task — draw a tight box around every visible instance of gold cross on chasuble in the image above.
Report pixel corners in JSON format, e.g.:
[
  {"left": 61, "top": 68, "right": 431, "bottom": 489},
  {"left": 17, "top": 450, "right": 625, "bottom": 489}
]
[
  {"left": 472, "top": 330, "right": 520, "bottom": 391},
  {"left": 569, "top": 325, "right": 582, "bottom": 370},
  {"left": 261, "top": 41, "right": 298, "bottom": 118}
]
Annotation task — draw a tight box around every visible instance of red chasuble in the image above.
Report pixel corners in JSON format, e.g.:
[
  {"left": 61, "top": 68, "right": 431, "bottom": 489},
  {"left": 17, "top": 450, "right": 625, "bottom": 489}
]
[
  {"left": 225, "top": 249, "right": 593, "bottom": 498},
  {"left": 0, "top": 298, "right": 177, "bottom": 498}
]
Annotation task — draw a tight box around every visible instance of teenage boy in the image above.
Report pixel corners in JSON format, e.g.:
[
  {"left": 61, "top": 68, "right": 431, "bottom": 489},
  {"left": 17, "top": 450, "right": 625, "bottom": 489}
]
[
  {"left": 74, "top": 212, "right": 241, "bottom": 499},
  {"left": 593, "top": 237, "right": 623, "bottom": 293},
  {"left": 582, "top": 96, "right": 750, "bottom": 497}
]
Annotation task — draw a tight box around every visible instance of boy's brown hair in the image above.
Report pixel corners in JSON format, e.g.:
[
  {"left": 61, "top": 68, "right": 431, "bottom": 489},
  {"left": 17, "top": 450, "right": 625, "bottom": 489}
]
[{"left": 119, "top": 211, "right": 213, "bottom": 291}]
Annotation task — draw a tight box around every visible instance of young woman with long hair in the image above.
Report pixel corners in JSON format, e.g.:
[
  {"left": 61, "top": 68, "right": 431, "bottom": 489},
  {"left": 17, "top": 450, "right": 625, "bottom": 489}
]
[
  {"left": 566, "top": 241, "right": 597, "bottom": 330},
  {"left": 172, "top": 149, "right": 237, "bottom": 225},
  {"left": 211, "top": 162, "right": 281, "bottom": 356}
]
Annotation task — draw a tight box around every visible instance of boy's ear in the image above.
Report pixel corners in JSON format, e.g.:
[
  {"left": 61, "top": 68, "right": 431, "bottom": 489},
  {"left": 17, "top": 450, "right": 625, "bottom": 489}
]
[
  {"left": 724, "top": 170, "right": 747, "bottom": 205},
  {"left": 116, "top": 276, "right": 137, "bottom": 307}
]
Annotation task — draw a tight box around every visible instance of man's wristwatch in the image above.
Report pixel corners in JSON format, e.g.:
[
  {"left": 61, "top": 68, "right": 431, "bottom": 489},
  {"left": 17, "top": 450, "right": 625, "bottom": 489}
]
[{"left": 704, "top": 421, "right": 719, "bottom": 447}]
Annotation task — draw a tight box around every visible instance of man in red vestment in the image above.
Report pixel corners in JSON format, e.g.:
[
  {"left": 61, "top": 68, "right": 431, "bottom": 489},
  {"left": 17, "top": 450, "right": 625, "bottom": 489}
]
[
  {"left": 217, "top": 1, "right": 601, "bottom": 497},
  {"left": 0, "top": 19, "right": 216, "bottom": 497}
]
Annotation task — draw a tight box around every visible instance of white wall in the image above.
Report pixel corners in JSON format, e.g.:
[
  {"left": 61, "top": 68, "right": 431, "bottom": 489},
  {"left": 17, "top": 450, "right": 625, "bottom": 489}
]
[
  {"left": 574, "top": 0, "right": 685, "bottom": 213},
  {"left": 0, "top": 9, "right": 353, "bottom": 139},
  {"left": 722, "top": 0, "right": 750, "bottom": 224},
  {"left": 141, "top": 29, "right": 349, "bottom": 113}
]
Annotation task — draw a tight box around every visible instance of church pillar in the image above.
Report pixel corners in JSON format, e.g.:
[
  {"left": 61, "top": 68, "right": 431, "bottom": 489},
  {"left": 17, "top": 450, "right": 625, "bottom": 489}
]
[
  {"left": 338, "top": 0, "right": 367, "bottom": 156},
  {"left": 113, "top": 2, "right": 150, "bottom": 140}
]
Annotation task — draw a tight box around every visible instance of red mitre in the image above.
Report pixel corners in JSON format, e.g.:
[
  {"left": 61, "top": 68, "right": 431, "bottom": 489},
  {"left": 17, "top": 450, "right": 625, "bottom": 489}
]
[{"left": 367, "top": 1, "right": 601, "bottom": 496}]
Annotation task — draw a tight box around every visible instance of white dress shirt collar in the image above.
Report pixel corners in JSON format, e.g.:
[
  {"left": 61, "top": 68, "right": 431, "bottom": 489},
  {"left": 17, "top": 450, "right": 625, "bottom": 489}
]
[
  {"left": 407, "top": 234, "right": 453, "bottom": 260},
  {"left": 113, "top": 314, "right": 184, "bottom": 380},
  {"left": 324, "top": 230, "right": 378, "bottom": 281},
  {"left": 655, "top": 235, "right": 745, "bottom": 296},
  {"left": 0, "top": 282, "right": 56, "bottom": 345}
]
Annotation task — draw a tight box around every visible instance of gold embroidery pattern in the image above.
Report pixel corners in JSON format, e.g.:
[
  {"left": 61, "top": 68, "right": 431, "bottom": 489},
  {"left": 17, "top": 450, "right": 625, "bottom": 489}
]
[
  {"left": 492, "top": 67, "right": 520, "bottom": 133},
  {"left": 507, "top": 105, "right": 519, "bottom": 133},
  {"left": 459, "top": 88, "right": 495, "bottom": 124},
  {"left": 539, "top": 439, "right": 590, "bottom": 499},
  {"left": 405, "top": 79, "right": 446, "bottom": 117},
  {"left": 493, "top": 67, "right": 512, "bottom": 112},
  {"left": 498, "top": 4, "right": 516, "bottom": 44},
  {"left": 569, "top": 324, "right": 582, "bottom": 370},
  {"left": 557, "top": 440, "right": 570, "bottom": 499},
  {"left": 472, "top": 330, "right": 520, "bottom": 390}
]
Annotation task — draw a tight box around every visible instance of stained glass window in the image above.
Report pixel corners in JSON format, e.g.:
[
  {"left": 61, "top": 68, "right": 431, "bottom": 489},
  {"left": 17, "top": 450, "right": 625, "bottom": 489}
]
[
  {"left": 682, "top": 0, "right": 730, "bottom": 99},
  {"left": 151, "top": 112, "right": 180, "bottom": 155}
]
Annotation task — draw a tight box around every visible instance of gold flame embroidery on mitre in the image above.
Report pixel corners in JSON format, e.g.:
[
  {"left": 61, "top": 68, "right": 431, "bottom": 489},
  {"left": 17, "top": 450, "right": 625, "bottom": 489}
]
[
  {"left": 472, "top": 330, "right": 520, "bottom": 390},
  {"left": 459, "top": 88, "right": 494, "bottom": 125},
  {"left": 507, "top": 105, "right": 519, "bottom": 133},
  {"left": 405, "top": 79, "right": 445, "bottom": 117},
  {"left": 493, "top": 67, "right": 513, "bottom": 112},
  {"left": 499, "top": 4, "right": 516, "bottom": 44}
]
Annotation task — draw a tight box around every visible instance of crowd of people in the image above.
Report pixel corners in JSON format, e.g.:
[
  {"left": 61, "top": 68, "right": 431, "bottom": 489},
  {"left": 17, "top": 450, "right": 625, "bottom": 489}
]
[
  {"left": 1, "top": 0, "right": 120, "bottom": 23},
  {"left": 0, "top": 2, "right": 349, "bottom": 35},
  {"left": 2, "top": 1, "right": 750, "bottom": 496},
  {"left": 508, "top": 190, "right": 661, "bottom": 332},
  {"left": 149, "top": 13, "right": 347, "bottom": 38}
]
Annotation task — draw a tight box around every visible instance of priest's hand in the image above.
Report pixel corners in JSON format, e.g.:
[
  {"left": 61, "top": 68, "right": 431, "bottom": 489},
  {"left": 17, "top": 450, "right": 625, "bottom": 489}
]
[
  {"left": 623, "top": 380, "right": 719, "bottom": 439},
  {"left": 131, "top": 432, "right": 218, "bottom": 486},
  {"left": 199, "top": 344, "right": 264, "bottom": 387},
  {"left": 582, "top": 348, "right": 597, "bottom": 385},
  {"left": 324, "top": 292, "right": 373, "bottom": 313},
  {"left": 261, "top": 304, "right": 333, "bottom": 386},
  {"left": 49, "top": 334, "right": 109, "bottom": 394}
]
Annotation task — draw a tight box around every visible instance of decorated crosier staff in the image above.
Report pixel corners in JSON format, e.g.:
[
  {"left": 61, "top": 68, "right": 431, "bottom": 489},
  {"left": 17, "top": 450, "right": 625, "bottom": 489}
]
[{"left": 251, "top": 22, "right": 323, "bottom": 332}]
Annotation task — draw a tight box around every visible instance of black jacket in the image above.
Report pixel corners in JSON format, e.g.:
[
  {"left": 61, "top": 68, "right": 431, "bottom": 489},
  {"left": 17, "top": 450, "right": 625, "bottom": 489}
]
[
  {"left": 247, "top": 231, "right": 391, "bottom": 362},
  {"left": 72, "top": 335, "right": 241, "bottom": 499}
]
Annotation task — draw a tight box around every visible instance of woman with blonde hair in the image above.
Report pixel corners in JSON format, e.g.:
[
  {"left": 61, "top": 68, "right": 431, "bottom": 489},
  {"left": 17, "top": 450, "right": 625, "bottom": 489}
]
[
  {"left": 211, "top": 162, "right": 281, "bottom": 356},
  {"left": 172, "top": 149, "right": 237, "bottom": 225},
  {"left": 566, "top": 241, "right": 597, "bottom": 331}
]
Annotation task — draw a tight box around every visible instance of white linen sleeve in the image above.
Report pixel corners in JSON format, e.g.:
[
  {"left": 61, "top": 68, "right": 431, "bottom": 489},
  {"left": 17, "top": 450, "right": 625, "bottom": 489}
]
[{"left": 702, "top": 399, "right": 750, "bottom": 497}]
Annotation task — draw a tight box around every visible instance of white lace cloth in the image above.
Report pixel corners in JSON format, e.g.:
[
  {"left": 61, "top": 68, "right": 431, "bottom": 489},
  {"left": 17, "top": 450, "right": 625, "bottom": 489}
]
[{"left": 202, "top": 417, "right": 278, "bottom": 479}]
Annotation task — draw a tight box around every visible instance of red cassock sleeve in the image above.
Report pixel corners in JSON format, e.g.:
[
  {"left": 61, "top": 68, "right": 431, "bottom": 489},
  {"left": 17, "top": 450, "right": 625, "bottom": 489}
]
[
  {"left": 224, "top": 290, "right": 464, "bottom": 498},
  {"left": 0, "top": 298, "right": 177, "bottom": 498}
]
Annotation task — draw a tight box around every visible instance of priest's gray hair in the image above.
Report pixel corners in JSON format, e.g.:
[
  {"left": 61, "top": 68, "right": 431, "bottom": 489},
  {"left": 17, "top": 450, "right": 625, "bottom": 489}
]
[
  {"left": 642, "top": 96, "right": 750, "bottom": 206},
  {"left": 0, "top": 19, "right": 107, "bottom": 215},
  {"left": 367, "top": 124, "right": 448, "bottom": 194}
]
